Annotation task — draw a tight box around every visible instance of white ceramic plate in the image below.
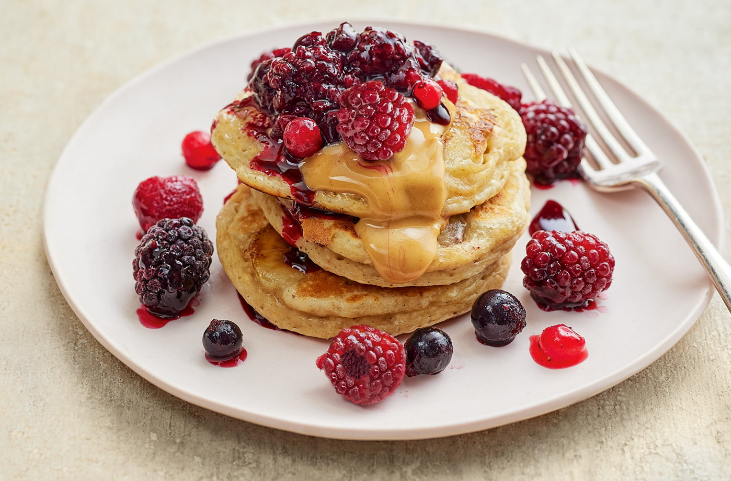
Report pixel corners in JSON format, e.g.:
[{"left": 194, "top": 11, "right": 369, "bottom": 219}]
[{"left": 44, "top": 21, "right": 723, "bottom": 440}]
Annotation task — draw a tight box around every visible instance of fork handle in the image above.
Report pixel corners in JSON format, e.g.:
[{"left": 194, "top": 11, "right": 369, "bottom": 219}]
[{"left": 635, "top": 172, "right": 731, "bottom": 312}]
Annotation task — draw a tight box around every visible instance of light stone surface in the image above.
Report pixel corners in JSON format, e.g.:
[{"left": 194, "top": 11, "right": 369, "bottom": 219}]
[{"left": 2, "top": 0, "right": 731, "bottom": 479}]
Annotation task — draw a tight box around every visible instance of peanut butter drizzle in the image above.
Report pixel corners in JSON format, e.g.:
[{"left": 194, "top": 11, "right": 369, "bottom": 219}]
[{"left": 300, "top": 111, "right": 449, "bottom": 284}]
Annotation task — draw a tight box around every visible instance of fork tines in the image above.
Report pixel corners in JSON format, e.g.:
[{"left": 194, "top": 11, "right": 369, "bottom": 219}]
[{"left": 521, "top": 50, "right": 660, "bottom": 184}]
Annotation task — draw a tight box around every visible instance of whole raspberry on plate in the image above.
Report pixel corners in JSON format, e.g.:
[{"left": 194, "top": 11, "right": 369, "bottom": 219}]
[
  {"left": 182, "top": 131, "right": 221, "bottom": 170},
  {"left": 133, "top": 218, "right": 214, "bottom": 318},
  {"left": 316, "top": 325, "right": 406, "bottom": 405},
  {"left": 461, "top": 73, "right": 522, "bottom": 111},
  {"left": 132, "top": 175, "right": 203, "bottom": 234},
  {"left": 336, "top": 80, "right": 415, "bottom": 161},
  {"left": 521, "top": 230, "right": 615, "bottom": 309},
  {"left": 521, "top": 101, "right": 587, "bottom": 185}
]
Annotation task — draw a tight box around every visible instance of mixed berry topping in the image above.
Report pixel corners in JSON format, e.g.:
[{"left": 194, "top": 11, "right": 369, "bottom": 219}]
[
  {"left": 471, "top": 289, "right": 527, "bottom": 347},
  {"left": 521, "top": 101, "right": 587, "bottom": 185},
  {"left": 283, "top": 117, "right": 323, "bottom": 158},
  {"left": 404, "top": 327, "right": 453, "bottom": 377},
  {"left": 132, "top": 175, "right": 203, "bottom": 234},
  {"left": 336, "top": 81, "right": 415, "bottom": 161},
  {"left": 316, "top": 325, "right": 406, "bottom": 405},
  {"left": 461, "top": 73, "right": 522, "bottom": 112},
  {"left": 521, "top": 230, "right": 615, "bottom": 310},
  {"left": 245, "top": 22, "right": 446, "bottom": 160},
  {"left": 181, "top": 131, "right": 221, "bottom": 170},
  {"left": 529, "top": 324, "right": 588, "bottom": 369},
  {"left": 133, "top": 218, "right": 214, "bottom": 318},
  {"left": 203, "top": 319, "right": 244, "bottom": 360}
]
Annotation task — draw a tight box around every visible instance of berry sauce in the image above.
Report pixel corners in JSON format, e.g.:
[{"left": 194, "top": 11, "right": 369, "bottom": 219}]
[
  {"left": 534, "top": 297, "right": 599, "bottom": 312},
  {"left": 283, "top": 248, "right": 321, "bottom": 274},
  {"left": 136, "top": 298, "right": 199, "bottom": 329},
  {"left": 231, "top": 97, "right": 315, "bottom": 205},
  {"left": 205, "top": 349, "right": 248, "bottom": 367},
  {"left": 528, "top": 200, "right": 579, "bottom": 235},
  {"left": 223, "top": 188, "right": 237, "bottom": 205},
  {"left": 237, "top": 294, "right": 282, "bottom": 331},
  {"left": 280, "top": 202, "right": 352, "bottom": 247},
  {"left": 529, "top": 324, "right": 588, "bottom": 369}
]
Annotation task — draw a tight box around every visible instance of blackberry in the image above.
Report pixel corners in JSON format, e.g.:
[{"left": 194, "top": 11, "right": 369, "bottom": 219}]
[
  {"left": 413, "top": 40, "right": 443, "bottom": 77},
  {"left": 345, "top": 27, "right": 413, "bottom": 78},
  {"left": 521, "top": 230, "right": 615, "bottom": 309},
  {"left": 521, "top": 101, "right": 587, "bottom": 185},
  {"left": 471, "top": 290, "right": 527, "bottom": 347},
  {"left": 133, "top": 218, "right": 214, "bottom": 318}
]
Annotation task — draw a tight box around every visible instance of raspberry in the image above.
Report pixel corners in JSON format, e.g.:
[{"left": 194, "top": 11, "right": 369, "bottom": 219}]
[
  {"left": 521, "top": 230, "right": 615, "bottom": 309},
  {"left": 437, "top": 79, "right": 458, "bottom": 103},
  {"left": 316, "top": 325, "right": 406, "bottom": 405},
  {"left": 521, "top": 101, "right": 587, "bottom": 185},
  {"left": 346, "top": 27, "right": 413, "bottom": 77},
  {"left": 461, "top": 73, "right": 523, "bottom": 111},
  {"left": 412, "top": 78, "right": 443, "bottom": 110},
  {"left": 182, "top": 131, "right": 221, "bottom": 170},
  {"left": 133, "top": 218, "right": 214, "bottom": 318},
  {"left": 336, "top": 80, "right": 414, "bottom": 161},
  {"left": 132, "top": 176, "right": 203, "bottom": 233},
  {"left": 283, "top": 117, "right": 323, "bottom": 158}
]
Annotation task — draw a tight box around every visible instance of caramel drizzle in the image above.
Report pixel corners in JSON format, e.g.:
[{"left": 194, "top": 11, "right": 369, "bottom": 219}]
[{"left": 300, "top": 110, "right": 449, "bottom": 284}]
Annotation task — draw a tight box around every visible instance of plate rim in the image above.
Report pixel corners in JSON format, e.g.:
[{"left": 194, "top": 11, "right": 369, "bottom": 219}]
[{"left": 43, "top": 19, "right": 725, "bottom": 440}]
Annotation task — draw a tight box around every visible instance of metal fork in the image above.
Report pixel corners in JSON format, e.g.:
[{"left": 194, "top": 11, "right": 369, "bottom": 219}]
[{"left": 521, "top": 49, "right": 731, "bottom": 312}]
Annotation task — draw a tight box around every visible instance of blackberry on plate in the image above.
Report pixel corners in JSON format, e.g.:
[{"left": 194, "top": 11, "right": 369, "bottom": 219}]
[
  {"left": 471, "top": 289, "right": 527, "bottom": 346},
  {"left": 315, "top": 325, "right": 406, "bottom": 405},
  {"left": 203, "top": 319, "right": 243, "bottom": 359},
  {"left": 521, "top": 230, "right": 615, "bottom": 309},
  {"left": 404, "top": 327, "right": 453, "bottom": 377},
  {"left": 521, "top": 100, "right": 587, "bottom": 185},
  {"left": 133, "top": 218, "right": 214, "bottom": 318}
]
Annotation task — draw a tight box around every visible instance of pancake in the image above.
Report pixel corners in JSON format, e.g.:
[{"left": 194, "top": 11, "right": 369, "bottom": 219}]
[
  {"left": 211, "top": 64, "right": 526, "bottom": 218},
  {"left": 216, "top": 184, "right": 513, "bottom": 338},
  {"left": 253, "top": 156, "right": 530, "bottom": 287}
]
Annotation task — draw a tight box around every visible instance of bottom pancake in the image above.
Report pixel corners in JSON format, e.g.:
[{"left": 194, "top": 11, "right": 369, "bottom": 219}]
[{"left": 217, "top": 184, "right": 513, "bottom": 339}]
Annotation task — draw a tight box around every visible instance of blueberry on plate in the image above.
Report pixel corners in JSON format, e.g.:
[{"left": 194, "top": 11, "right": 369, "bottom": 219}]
[
  {"left": 404, "top": 327, "right": 453, "bottom": 377},
  {"left": 202, "top": 319, "right": 243, "bottom": 359},
  {"left": 471, "top": 289, "right": 526, "bottom": 346}
]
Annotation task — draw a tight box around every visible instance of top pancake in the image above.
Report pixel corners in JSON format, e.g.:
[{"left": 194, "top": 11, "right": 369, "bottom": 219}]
[{"left": 211, "top": 64, "right": 526, "bottom": 218}]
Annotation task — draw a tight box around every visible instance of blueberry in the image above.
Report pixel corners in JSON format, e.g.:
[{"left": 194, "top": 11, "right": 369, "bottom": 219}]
[
  {"left": 404, "top": 327, "right": 453, "bottom": 377},
  {"left": 471, "top": 290, "right": 526, "bottom": 346},
  {"left": 202, "top": 319, "right": 243, "bottom": 359}
]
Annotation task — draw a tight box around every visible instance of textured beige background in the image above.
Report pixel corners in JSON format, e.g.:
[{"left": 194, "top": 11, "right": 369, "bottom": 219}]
[{"left": 2, "top": 0, "right": 731, "bottom": 479}]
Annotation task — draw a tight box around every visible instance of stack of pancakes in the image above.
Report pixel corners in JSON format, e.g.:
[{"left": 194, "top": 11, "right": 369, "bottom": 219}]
[{"left": 213, "top": 65, "right": 530, "bottom": 339}]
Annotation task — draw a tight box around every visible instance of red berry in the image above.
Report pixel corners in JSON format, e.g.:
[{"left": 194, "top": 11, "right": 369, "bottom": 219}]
[
  {"left": 336, "top": 80, "right": 415, "bottom": 161},
  {"left": 283, "top": 117, "right": 324, "bottom": 158},
  {"left": 132, "top": 176, "right": 203, "bottom": 233},
  {"left": 315, "top": 325, "right": 406, "bottom": 405},
  {"left": 412, "top": 78, "right": 443, "bottom": 110},
  {"left": 461, "top": 73, "right": 522, "bottom": 111},
  {"left": 521, "top": 230, "right": 615, "bottom": 309},
  {"left": 437, "top": 79, "right": 458, "bottom": 103},
  {"left": 538, "top": 324, "right": 586, "bottom": 360},
  {"left": 521, "top": 101, "right": 587, "bottom": 185},
  {"left": 182, "top": 131, "right": 221, "bottom": 170}
]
